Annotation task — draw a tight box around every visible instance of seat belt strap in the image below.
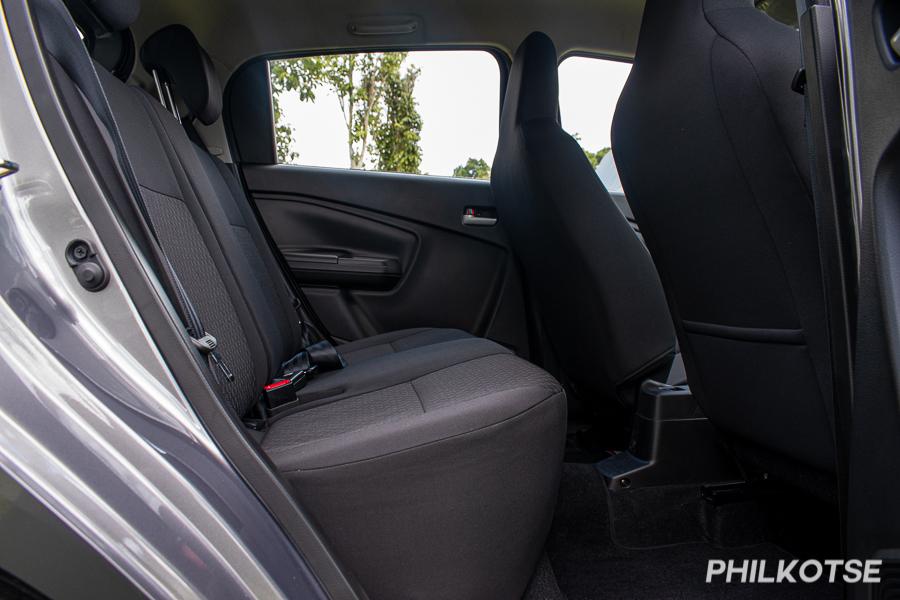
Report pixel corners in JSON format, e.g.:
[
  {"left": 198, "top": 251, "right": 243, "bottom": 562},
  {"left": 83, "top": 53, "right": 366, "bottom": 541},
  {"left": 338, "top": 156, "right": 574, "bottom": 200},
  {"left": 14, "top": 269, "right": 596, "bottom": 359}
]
[{"left": 180, "top": 118, "right": 334, "bottom": 346}]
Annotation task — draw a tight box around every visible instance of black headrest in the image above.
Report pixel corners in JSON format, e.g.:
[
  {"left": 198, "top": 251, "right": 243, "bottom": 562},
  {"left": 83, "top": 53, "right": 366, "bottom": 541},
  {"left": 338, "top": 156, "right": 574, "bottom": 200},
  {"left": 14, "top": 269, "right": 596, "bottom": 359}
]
[
  {"left": 87, "top": 0, "right": 139, "bottom": 31},
  {"left": 140, "top": 25, "right": 222, "bottom": 125},
  {"left": 502, "top": 32, "right": 559, "bottom": 127}
]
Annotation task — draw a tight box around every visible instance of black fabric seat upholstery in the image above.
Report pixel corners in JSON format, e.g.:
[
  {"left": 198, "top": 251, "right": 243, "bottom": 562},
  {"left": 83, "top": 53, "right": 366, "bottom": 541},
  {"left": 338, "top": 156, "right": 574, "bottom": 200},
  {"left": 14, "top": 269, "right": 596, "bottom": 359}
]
[
  {"left": 264, "top": 339, "right": 565, "bottom": 600},
  {"left": 612, "top": 0, "right": 836, "bottom": 480},
  {"left": 136, "top": 24, "right": 478, "bottom": 381},
  {"left": 32, "top": 5, "right": 567, "bottom": 599},
  {"left": 491, "top": 32, "right": 676, "bottom": 409},
  {"left": 335, "top": 326, "right": 471, "bottom": 365}
]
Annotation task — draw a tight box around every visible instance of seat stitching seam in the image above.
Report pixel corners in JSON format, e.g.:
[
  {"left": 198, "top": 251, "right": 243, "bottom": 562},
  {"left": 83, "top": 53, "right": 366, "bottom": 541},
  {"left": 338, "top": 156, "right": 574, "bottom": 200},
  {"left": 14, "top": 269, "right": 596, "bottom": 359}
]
[
  {"left": 285, "top": 351, "right": 524, "bottom": 413},
  {"left": 387, "top": 329, "right": 433, "bottom": 350},
  {"left": 708, "top": 37, "right": 805, "bottom": 324},
  {"left": 702, "top": 5, "right": 814, "bottom": 201},
  {"left": 705, "top": 36, "right": 833, "bottom": 417},
  {"left": 278, "top": 389, "right": 565, "bottom": 471},
  {"left": 410, "top": 380, "right": 426, "bottom": 414},
  {"left": 271, "top": 380, "right": 561, "bottom": 446},
  {"left": 138, "top": 182, "right": 184, "bottom": 203}
]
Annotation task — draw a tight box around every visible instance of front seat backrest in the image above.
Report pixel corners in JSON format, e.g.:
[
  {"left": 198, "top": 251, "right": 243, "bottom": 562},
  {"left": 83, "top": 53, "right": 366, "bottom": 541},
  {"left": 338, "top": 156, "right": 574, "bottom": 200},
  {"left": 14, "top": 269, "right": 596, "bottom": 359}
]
[
  {"left": 612, "top": 0, "right": 835, "bottom": 478},
  {"left": 492, "top": 32, "right": 675, "bottom": 407}
]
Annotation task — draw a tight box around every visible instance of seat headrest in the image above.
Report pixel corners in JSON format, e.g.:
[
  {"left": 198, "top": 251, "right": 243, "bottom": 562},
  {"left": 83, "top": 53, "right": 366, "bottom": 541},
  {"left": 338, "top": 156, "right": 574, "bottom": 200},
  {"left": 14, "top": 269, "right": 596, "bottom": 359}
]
[
  {"left": 86, "top": 0, "right": 140, "bottom": 31},
  {"left": 140, "top": 24, "right": 222, "bottom": 125},
  {"left": 502, "top": 31, "right": 559, "bottom": 126}
]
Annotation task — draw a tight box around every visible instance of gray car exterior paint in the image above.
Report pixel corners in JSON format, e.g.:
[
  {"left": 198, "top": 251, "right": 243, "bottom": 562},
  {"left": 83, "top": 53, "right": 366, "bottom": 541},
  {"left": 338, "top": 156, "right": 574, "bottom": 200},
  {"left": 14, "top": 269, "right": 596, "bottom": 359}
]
[{"left": 0, "top": 3, "right": 324, "bottom": 598}]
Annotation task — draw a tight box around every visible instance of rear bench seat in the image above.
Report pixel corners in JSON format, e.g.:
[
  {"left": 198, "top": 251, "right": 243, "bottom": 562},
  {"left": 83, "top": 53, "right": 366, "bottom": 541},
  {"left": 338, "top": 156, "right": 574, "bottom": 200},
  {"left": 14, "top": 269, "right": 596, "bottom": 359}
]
[{"left": 31, "top": 1, "right": 567, "bottom": 598}]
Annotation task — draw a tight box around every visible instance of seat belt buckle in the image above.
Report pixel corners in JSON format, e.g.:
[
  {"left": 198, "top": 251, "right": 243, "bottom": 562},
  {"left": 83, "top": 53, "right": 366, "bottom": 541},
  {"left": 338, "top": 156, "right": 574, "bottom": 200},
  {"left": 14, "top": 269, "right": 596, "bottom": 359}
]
[{"left": 264, "top": 366, "right": 314, "bottom": 415}]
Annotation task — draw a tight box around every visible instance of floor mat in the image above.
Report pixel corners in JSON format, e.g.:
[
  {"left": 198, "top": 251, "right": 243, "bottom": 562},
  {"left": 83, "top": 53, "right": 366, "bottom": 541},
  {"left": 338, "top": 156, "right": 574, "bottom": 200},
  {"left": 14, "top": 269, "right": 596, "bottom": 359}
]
[
  {"left": 546, "top": 463, "right": 842, "bottom": 599},
  {"left": 523, "top": 553, "right": 567, "bottom": 600}
]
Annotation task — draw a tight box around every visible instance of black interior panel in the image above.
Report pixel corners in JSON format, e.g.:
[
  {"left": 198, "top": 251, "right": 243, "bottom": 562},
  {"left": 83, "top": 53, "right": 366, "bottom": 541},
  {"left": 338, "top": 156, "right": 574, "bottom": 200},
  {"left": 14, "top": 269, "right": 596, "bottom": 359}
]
[{"left": 243, "top": 165, "right": 530, "bottom": 355}]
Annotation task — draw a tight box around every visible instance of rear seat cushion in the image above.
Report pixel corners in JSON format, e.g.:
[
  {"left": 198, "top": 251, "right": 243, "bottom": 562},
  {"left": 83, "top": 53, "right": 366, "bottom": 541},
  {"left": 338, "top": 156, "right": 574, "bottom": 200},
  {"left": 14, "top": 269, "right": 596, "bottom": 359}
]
[
  {"left": 264, "top": 350, "right": 566, "bottom": 600},
  {"left": 336, "top": 327, "right": 472, "bottom": 365},
  {"left": 266, "top": 338, "right": 541, "bottom": 466},
  {"left": 295, "top": 336, "right": 510, "bottom": 405}
]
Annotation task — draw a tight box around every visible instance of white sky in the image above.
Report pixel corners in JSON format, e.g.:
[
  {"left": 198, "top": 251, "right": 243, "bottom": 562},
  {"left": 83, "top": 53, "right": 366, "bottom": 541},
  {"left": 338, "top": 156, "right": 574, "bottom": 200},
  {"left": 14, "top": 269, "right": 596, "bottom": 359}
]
[
  {"left": 558, "top": 56, "right": 632, "bottom": 152},
  {"left": 277, "top": 52, "right": 632, "bottom": 176}
]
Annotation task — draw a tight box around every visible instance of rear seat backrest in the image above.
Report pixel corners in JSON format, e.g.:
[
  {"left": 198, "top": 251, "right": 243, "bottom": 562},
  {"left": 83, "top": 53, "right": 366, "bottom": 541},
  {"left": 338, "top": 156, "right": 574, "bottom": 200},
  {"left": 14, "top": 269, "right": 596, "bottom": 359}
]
[
  {"left": 137, "top": 25, "right": 309, "bottom": 376},
  {"left": 132, "top": 82, "right": 306, "bottom": 380},
  {"left": 95, "top": 67, "right": 269, "bottom": 416}
]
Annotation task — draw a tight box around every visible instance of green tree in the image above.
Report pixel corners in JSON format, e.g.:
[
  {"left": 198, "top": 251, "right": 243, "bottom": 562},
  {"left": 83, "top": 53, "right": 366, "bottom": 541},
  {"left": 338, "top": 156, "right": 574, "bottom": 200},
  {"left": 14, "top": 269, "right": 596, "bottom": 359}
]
[
  {"left": 270, "top": 53, "right": 422, "bottom": 173},
  {"left": 453, "top": 157, "right": 491, "bottom": 180},
  {"left": 570, "top": 133, "right": 610, "bottom": 169},
  {"left": 584, "top": 146, "right": 611, "bottom": 169},
  {"left": 270, "top": 58, "right": 323, "bottom": 162},
  {"left": 374, "top": 54, "right": 422, "bottom": 174}
]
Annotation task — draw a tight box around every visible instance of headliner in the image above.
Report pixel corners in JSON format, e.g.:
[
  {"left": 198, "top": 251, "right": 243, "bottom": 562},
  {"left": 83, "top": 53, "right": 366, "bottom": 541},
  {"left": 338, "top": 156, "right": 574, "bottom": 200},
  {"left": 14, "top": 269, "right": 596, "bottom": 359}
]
[{"left": 133, "top": 0, "right": 645, "bottom": 78}]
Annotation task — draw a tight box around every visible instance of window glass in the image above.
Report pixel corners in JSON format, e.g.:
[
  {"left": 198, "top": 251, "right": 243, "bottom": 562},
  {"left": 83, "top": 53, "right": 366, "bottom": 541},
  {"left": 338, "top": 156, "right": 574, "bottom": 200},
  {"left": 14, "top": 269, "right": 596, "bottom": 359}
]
[
  {"left": 270, "top": 51, "right": 500, "bottom": 179},
  {"left": 557, "top": 56, "right": 631, "bottom": 193}
]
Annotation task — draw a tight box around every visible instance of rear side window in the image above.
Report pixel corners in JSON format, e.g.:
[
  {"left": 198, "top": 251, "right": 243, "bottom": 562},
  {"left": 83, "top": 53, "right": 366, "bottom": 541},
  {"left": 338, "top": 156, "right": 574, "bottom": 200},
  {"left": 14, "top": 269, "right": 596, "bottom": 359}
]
[
  {"left": 557, "top": 56, "right": 631, "bottom": 194},
  {"left": 270, "top": 51, "right": 500, "bottom": 179}
]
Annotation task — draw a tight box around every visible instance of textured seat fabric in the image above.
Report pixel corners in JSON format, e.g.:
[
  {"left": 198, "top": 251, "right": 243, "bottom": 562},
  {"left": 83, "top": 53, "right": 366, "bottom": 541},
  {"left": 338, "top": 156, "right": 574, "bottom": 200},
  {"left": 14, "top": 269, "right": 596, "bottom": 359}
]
[
  {"left": 32, "top": 5, "right": 567, "bottom": 599},
  {"left": 336, "top": 327, "right": 472, "bottom": 365},
  {"left": 264, "top": 344, "right": 566, "bottom": 600},
  {"left": 291, "top": 336, "right": 520, "bottom": 411},
  {"left": 612, "top": 0, "right": 835, "bottom": 477},
  {"left": 491, "top": 32, "right": 675, "bottom": 408},
  {"left": 138, "top": 25, "right": 476, "bottom": 380}
]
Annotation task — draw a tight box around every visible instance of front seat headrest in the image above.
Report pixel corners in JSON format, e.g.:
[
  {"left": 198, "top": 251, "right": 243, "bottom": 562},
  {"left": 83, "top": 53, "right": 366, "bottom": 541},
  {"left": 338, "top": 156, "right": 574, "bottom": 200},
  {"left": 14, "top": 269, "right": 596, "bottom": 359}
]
[
  {"left": 503, "top": 31, "right": 559, "bottom": 126},
  {"left": 140, "top": 24, "right": 222, "bottom": 125},
  {"left": 87, "top": 0, "right": 140, "bottom": 31}
]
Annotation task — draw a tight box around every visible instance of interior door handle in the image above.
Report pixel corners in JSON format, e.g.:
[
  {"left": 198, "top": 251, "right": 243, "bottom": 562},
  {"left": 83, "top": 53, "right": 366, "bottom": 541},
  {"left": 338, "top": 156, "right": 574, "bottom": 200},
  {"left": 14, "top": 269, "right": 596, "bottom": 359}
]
[{"left": 462, "top": 207, "right": 498, "bottom": 227}]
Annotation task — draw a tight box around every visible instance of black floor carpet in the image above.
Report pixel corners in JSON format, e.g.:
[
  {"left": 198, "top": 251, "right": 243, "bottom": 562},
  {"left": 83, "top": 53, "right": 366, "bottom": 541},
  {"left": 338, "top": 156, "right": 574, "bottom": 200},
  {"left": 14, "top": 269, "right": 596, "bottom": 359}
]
[
  {"left": 524, "top": 553, "right": 567, "bottom": 600},
  {"left": 545, "top": 463, "right": 843, "bottom": 600}
]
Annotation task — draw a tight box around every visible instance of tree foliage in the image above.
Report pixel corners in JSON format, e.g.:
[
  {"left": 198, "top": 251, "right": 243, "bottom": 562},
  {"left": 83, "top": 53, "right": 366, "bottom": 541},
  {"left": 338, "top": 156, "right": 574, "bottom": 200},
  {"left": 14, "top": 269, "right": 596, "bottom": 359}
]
[
  {"left": 571, "top": 132, "right": 611, "bottom": 169},
  {"left": 270, "top": 58, "right": 322, "bottom": 163},
  {"left": 584, "top": 146, "right": 611, "bottom": 169},
  {"left": 453, "top": 157, "right": 491, "bottom": 180},
  {"left": 374, "top": 54, "right": 422, "bottom": 174},
  {"left": 270, "top": 53, "right": 422, "bottom": 173}
]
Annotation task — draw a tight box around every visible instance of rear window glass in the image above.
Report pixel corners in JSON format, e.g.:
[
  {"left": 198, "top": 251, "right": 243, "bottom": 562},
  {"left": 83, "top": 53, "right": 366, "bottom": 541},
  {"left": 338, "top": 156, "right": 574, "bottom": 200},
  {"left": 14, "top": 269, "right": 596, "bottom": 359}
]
[
  {"left": 557, "top": 55, "right": 632, "bottom": 193},
  {"left": 270, "top": 50, "right": 500, "bottom": 179}
]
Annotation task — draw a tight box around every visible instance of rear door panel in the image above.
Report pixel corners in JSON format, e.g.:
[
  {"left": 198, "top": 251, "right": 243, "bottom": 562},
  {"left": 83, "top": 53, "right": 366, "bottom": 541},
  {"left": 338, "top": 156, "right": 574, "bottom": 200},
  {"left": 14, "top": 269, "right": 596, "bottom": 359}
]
[{"left": 243, "top": 165, "right": 529, "bottom": 354}]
